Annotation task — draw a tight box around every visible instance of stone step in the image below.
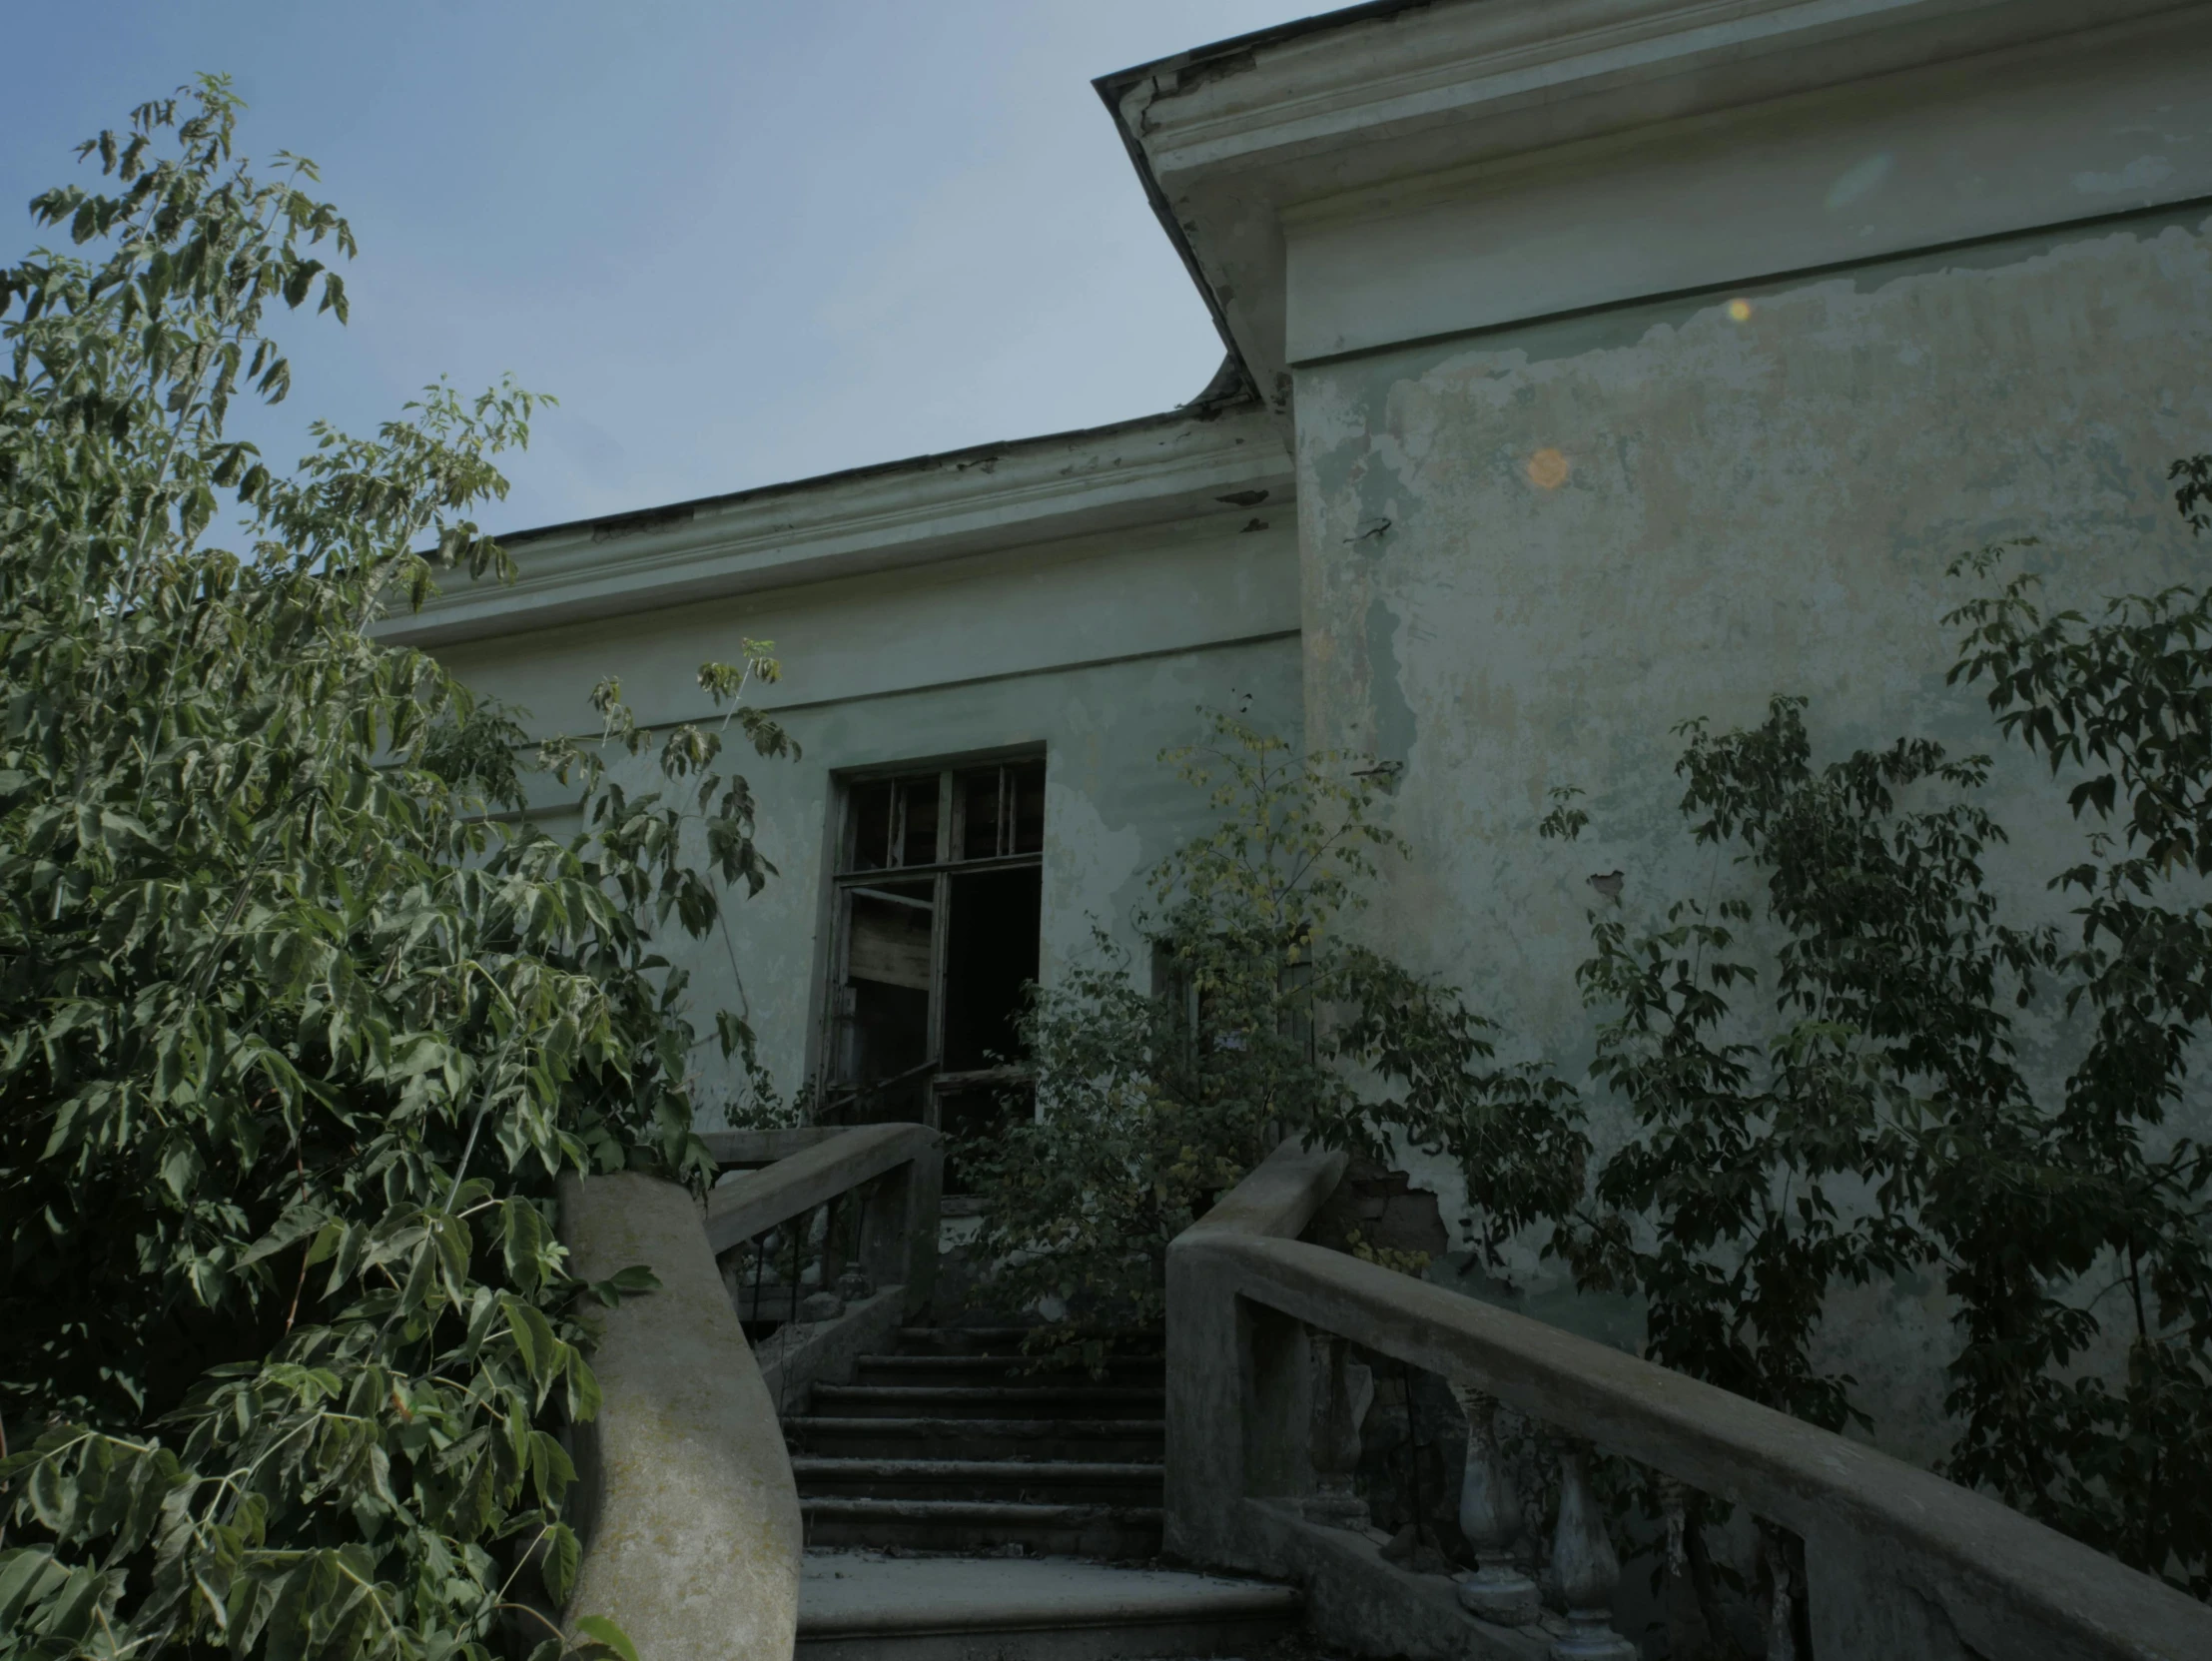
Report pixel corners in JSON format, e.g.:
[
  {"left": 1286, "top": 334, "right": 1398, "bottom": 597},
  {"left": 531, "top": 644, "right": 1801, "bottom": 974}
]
[
  {"left": 893, "top": 1327, "right": 1158, "bottom": 1357},
  {"left": 855, "top": 1353, "right": 1165, "bottom": 1384},
  {"left": 893, "top": 1326, "right": 1050, "bottom": 1354},
  {"left": 889, "top": 1335, "right": 1053, "bottom": 1353},
  {"left": 809, "top": 1382, "right": 1165, "bottom": 1419},
  {"left": 792, "top": 1456, "right": 1163, "bottom": 1506},
  {"left": 802, "top": 1498, "right": 1162, "bottom": 1559},
  {"left": 785, "top": 1413, "right": 1165, "bottom": 1462},
  {"left": 798, "top": 1551, "right": 1302, "bottom": 1661}
]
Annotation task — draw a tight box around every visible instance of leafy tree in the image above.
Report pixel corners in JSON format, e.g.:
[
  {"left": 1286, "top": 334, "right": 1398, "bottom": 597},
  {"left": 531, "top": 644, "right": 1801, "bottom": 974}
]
[
  {"left": 1940, "top": 507, "right": 2212, "bottom": 1589},
  {"left": 1542, "top": 702, "right": 2055, "bottom": 1441},
  {"left": 1542, "top": 453, "right": 2212, "bottom": 1598},
  {"left": 958, "top": 713, "right": 1585, "bottom": 1365},
  {"left": 0, "top": 80, "right": 790, "bottom": 1658}
]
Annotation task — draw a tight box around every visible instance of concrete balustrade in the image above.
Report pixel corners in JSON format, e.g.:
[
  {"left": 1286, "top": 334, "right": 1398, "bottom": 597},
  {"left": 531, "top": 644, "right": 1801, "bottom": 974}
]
[
  {"left": 1166, "top": 1142, "right": 2212, "bottom": 1661},
  {"left": 1446, "top": 1381, "right": 1539, "bottom": 1627},
  {"left": 703, "top": 1122, "right": 943, "bottom": 1298},
  {"left": 557, "top": 1172, "right": 802, "bottom": 1661},
  {"left": 560, "top": 1129, "right": 2205, "bottom": 1660},
  {"left": 707, "top": 1123, "right": 945, "bottom": 1407},
  {"left": 557, "top": 1125, "right": 944, "bottom": 1661}
]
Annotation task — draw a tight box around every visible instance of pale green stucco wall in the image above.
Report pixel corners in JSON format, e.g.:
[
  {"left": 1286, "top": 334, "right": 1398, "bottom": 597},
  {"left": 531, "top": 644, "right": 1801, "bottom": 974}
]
[
  {"left": 432, "top": 514, "right": 1302, "bottom": 1117},
  {"left": 1294, "top": 211, "right": 2212, "bottom": 1456}
]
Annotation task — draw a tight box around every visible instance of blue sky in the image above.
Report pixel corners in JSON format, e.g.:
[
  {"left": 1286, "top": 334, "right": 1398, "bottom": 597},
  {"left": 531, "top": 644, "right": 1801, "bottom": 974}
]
[{"left": 2, "top": 1, "right": 1306, "bottom": 534}]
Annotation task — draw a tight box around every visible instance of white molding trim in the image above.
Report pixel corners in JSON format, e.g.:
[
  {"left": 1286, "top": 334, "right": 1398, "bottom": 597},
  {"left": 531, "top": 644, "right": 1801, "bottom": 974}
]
[
  {"left": 376, "top": 406, "right": 1292, "bottom": 647},
  {"left": 1109, "top": 0, "right": 2207, "bottom": 396},
  {"left": 1282, "top": 14, "right": 2212, "bottom": 363},
  {"left": 1127, "top": 0, "right": 2186, "bottom": 180}
]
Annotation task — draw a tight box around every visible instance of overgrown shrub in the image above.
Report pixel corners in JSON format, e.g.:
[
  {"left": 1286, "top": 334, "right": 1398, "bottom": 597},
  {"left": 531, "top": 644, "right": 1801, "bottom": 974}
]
[
  {"left": 1541, "top": 455, "right": 2212, "bottom": 1596},
  {"left": 0, "top": 82, "right": 790, "bottom": 1658},
  {"left": 957, "top": 714, "right": 1585, "bottom": 1366},
  {"left": 965, "top": 467, "right": 2212, "bottom": 1596}
]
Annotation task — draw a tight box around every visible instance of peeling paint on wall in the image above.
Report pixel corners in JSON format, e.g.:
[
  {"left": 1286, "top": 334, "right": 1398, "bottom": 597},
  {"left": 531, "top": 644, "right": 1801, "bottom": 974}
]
[{"left": 1297, "top": 214, "right": 2212, "bottom": 1451}]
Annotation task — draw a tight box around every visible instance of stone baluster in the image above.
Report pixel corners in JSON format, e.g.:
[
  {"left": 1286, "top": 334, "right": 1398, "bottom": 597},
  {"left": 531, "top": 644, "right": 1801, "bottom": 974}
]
[
  {"left": 1302, "top": 1329, "right": 1373, "bottom": 1526},
  {"left": 1658, "top": 1477, "right": 1689, "bottom": 1579},
  {"left": 1655, "top": 1474, "right": 1710, "bottom": 1656},
  {"left": 1760, "top": 1520, "right": 1801, "bottom": 1661},
  {"left": 1546, "top": 1433, "right": 1636, "bottom": 1661},
  {"left": 820, "top": 1193, "right": 848, "bottom": 1299},
  {"left": 1445, "top": 1382, "right": 1539, "bottom": 1625},
  {"left": 834, "top": 1187, "right": 875, "bottom": 1302}
]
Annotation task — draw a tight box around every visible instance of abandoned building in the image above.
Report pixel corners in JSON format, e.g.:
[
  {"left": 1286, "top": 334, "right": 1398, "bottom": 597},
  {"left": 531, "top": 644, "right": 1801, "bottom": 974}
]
[{"left": 379, "top": 1, "right": 2212, "bottom": 1656}]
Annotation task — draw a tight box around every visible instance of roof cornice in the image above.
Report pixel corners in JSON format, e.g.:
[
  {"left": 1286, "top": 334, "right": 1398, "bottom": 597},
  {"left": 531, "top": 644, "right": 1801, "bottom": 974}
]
[
  {"left": 1101, "top": 0, "right": 2201, "bottom": 401},
  {"left": 375, "top": 402, "right": 1291, "bottom": 648}
]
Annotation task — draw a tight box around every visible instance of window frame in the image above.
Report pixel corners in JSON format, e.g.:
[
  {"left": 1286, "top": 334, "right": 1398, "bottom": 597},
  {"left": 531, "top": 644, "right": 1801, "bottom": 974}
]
[{"left": 820, "top": 747, "right": 1046, "bottom": 1128}]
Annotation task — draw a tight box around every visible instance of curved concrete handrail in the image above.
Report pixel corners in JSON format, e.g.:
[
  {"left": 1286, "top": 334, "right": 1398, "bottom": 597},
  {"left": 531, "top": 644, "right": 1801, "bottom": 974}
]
[
  {"left": 1167, "top": 1143, "right": 2212, "bottom": 1661},
  {"left": 558, "top": 1171, "right": 802, "bottom": 1661},
  {"left": 709, "top": 1122, "right": 945, "bottom": 1410},
  {"left": 552, "top": 1124, "right": 944, "bottom": 1661},
  {"left": 704, "top": 1121, "right": 937, "bottom": 1255}
]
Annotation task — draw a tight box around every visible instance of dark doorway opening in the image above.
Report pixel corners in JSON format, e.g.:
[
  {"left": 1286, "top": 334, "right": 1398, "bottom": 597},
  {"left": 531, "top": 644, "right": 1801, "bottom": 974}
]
[
  {"left": 942, "top": 867, "right": 1041, "bottom": 1071},
  {"left": 825, "top": 757, "right": 1046, "bottom": 1177}
]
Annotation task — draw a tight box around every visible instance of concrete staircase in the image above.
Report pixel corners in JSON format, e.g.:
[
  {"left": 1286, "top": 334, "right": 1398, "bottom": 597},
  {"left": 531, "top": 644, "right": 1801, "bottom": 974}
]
[
  {"left": 786, "top": 1326, "right": 1168, "bottom": 1559},
  {"left": 785, "top": 1326, "right": 1305, "bottom": 1660},
  {"left": 796, "top": 1553, "right": 1307, "bottom": 1661}
]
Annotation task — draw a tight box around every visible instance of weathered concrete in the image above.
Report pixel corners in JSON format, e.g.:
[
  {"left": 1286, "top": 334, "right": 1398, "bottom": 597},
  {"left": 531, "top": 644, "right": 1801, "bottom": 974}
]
[
  {"left": 1243, "top": 1499, "right": 1546, "bottom": 1661},
  {"left": 800, "top": 1497, "right": 1161, "bottom": 1559},
  {"left": 558, "top": 1172, "right": 801, "bottom": 1661},
  {"left": 1277, "top": 9, "right": 2212, "bottom": 366},
  {"left": 378, "top": 404, "right": 1291, "bottom": 647},
  {"left": 412, "top": 6, "right": 2212, "bottom": 1620},
  {"left": 757, "top": 1283, "right": 912, "bottom": 1411},
  {"left": 1164, "top": 1141, "right": 1346, "bottom": 1565},
  {"left": 704, "top": 1127, "right": 848, "bottom": 1166},
  {"left": 797, "top": 1549, "right": 1302, "bottom": 1661},
  {"left": 422, "top": 517, "right": 1303, "bottom": 1115},
  {"left": 706, "top": 1122, "right": 941, "bottom": 1309},
  {"left": 1166, "top": 1146, "right": 2212, "bottom": 1661},
  {"left": 1103, "top": 0, "right": 2209, "bottom": 423},
  {"left": 1293, "top": 204, "right": 2212, "bottom": 1460}
]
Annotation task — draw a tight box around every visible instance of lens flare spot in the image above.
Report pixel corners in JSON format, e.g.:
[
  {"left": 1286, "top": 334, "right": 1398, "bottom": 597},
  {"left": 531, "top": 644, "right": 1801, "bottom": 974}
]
[
  {"left": 1727, "top": 298, "right": 1754, "bottom": 323},
  {"left": 1527, "top": 447, "right": 1569, "bottom": 489}
]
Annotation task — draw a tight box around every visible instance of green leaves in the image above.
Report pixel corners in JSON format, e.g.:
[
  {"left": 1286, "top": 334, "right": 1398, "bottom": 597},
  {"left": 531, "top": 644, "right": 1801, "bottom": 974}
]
[
  {"left": 962, "top": 714, "right": 1588, "bottom": 1364},
  {"left": 1555, "top": 706, "right": 1937, "bottom": 1434},
  {"left": 538, "top": 1522, "right": 580, "bottom": 1607},
  {"left": 1924, "top": 464, "right": 2212, "bottom": 1592},
  {"left": 570, "top": 1615, "right": 639, "bottom": 1661},
  {"left": 0, "top": 77, "right": 792, "bottom": 1659},
  {"left": 0, "top": 1547, "right": 124, "bottom": 1658},
  {"left": 579, "top": 1265, "right": 660, "bottom": 1307},
  {"left": 1553, "top": 473, "right": 2212, "bottom": 1596}
]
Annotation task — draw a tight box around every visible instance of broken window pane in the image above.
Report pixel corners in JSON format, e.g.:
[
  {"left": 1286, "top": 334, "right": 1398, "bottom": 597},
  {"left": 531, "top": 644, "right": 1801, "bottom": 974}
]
[
  {"left": 845, "top": 772, "right": 945, "bottom": 872},
  {"left": 941, "top": 866, "right": 1041, "bottom": 1071},
  {"left": 842, "top": 880, "right": 934, "bottom": 1100},
  {"left": 847, "top": 779, "right": 893, "bottom": 872},
  {"left": 958, "top": 766, "right": 1003, "bottom": 861},
  {"left": 899, "top": 775, "right": 941, "bottom": 868},
  {"left": 829, "top": 753, "right": 1046, "bottom": 1140},
  {"left": 1010, "top": 760, "right": 1045, "bottom": 854},
  {"left": 951, "top": 760, "right": 1047, "bottom": 862}
]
